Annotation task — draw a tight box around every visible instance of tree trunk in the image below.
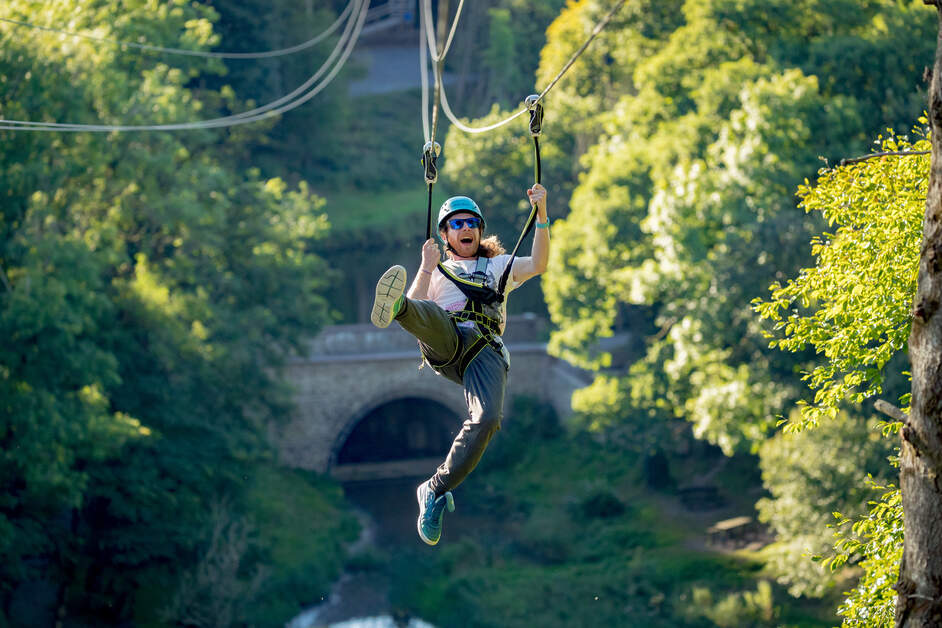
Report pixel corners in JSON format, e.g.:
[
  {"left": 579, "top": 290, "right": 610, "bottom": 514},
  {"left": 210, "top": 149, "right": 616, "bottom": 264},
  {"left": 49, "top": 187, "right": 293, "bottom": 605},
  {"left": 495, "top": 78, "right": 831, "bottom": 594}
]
[{"left": 896, "top": 4, "right": 942, "bottom": 626}]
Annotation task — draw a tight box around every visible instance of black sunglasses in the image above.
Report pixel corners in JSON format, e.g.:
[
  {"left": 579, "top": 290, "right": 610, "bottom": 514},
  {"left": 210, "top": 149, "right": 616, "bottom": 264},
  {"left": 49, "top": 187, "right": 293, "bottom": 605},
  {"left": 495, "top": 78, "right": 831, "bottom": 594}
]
[{"left": 447, "top": 217, "right": 482, "bottom": 230}]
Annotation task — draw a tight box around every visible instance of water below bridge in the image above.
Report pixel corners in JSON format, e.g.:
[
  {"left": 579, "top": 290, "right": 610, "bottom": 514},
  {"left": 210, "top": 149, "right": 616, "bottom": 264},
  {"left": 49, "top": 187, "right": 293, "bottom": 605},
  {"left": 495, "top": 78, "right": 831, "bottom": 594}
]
[{"left": 290, "top": 473, "right": 501, "bottom": 627}]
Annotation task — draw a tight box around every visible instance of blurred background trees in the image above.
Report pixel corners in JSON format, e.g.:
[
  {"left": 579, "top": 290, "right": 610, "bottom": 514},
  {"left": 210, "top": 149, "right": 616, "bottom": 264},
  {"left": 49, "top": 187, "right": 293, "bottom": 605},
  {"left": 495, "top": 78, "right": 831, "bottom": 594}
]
[
  {"left": 441, "top": 0, "right": 932, "bottom": 620},
  {"left": 1, "top": 0, "right": 354, "bottom": 623}
]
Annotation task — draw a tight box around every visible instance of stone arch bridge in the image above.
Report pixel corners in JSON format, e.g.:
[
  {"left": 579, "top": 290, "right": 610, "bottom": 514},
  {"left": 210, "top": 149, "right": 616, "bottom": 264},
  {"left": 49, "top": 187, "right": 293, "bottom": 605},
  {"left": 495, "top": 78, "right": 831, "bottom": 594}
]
[{"left": 275, "top": 316, "right": 590, "bottom": 482}]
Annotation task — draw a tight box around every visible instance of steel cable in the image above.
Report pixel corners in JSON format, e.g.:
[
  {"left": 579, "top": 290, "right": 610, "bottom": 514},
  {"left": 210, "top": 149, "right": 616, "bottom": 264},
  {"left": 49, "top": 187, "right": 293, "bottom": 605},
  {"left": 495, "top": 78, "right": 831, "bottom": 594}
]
[
  {"left": 419, "top": 1, "right": 431, "bottom": 143},
  {"left": 0, "top": 0, "right": 367, "bottom": 132},
  {"left": 434, "top": 0, "right": 627, "bottom": 135},
  {"left": 421, "top": 0, "right": 464, "bottom": 63},
  {"left": 0, "top": 1, "right": 355, "bottom": 60}
]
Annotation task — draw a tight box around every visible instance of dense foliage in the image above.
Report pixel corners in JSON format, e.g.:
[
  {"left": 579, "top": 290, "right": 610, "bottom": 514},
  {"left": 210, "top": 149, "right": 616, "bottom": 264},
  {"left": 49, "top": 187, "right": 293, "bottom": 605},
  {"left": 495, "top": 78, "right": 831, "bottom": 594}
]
[
  {"left": 755, "top": 412, "right": 894, "bottom": 597},
  {"left": 443, "top": 0, "right": 933, "bottom": 620},
  {"left": 0, "top": 1, "right": 356, "bottom": 624},
  {"left": 755, "top": 129, "right": 927, "bottom": 428},
  {"left": 3, "top": 0, "right": 936, "bottom": 624},
  {"left": 755, "top": 129, "right": 928, "bottom": 624},
  {"left": 541, "top": 0, "right": 930, "bottom": 453},
  {"left": 381, "top": 399, "right": 834, "bottom": 628}
]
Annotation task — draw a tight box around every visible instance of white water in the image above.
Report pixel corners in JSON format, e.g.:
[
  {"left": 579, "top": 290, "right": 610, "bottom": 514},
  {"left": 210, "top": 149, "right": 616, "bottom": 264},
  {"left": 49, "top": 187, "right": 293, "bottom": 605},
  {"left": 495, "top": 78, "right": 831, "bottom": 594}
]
[
  {"left": 288, "top": 613, "right": 435, "bottom": 628},
  {"left": 286, "top": 489, "right": 439, "bottom": 628}
]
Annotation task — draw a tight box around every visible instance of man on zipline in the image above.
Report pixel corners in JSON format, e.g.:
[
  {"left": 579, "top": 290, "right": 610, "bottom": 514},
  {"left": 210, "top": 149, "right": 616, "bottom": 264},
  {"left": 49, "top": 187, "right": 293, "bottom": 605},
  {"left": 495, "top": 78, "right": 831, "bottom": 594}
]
[{"left": 370, "top": 183, "right": 549, "bottom": 545}]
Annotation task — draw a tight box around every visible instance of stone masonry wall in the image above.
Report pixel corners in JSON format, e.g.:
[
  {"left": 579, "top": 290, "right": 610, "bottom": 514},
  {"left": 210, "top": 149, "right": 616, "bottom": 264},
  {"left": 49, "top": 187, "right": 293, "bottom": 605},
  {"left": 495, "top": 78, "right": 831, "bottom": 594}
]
[{"left": 275, "top": 317, "right": 589, "bottom": 474}]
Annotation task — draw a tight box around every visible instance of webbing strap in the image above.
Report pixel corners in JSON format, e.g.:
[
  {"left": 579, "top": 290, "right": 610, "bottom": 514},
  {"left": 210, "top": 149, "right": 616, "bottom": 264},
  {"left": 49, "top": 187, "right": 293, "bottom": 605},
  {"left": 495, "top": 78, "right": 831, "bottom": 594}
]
[
  {"left": 496, "top": 98, "right": 544, "bottom": 296},
  {"left": 425, "top": 183, "right": 434, "bottom": 240},
  {"left": 533, "top": 136, "right": 542, "bottom": 185},
  {"left": 456, "top": 334, "right": 489, "bottom": 376},
  {"left": 450, "top": 308, "right": 500, "bottom": 337},
  {"left": 473, "top": 255, "right": 489, "bottom": 282},
  {"left": 436, "top": 261, "right": 503, "bottom": 305},
  {"left": 495, "top": 168, "right": 539, "bottom": 295},
  {"left": 425, "top": 313, "right": 499, "bottom": 378}
]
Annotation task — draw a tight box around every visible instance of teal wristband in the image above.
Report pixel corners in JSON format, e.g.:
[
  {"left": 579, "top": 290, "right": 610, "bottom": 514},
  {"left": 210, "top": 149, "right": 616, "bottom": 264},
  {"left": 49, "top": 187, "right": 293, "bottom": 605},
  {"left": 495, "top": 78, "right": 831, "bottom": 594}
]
[{"left": 536, "top": 220, "right": 550, "bottom": 229}]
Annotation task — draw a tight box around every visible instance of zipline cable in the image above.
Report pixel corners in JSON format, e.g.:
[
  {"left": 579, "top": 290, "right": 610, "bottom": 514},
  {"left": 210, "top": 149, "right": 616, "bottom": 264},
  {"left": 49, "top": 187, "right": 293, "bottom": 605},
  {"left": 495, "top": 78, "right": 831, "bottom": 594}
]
[
  {"left": 432, "top": 0, "right": 628, "bottom": 134},
  {"left": 427, "top": 0, "right": 457, "bottom": 151},
  {"left": 417, "top": 0, "right": 512, "bottom": 135},
  {"left": 0, "top": 0, "right": 363, "bottom": 131},
  {"left": 0, "top": 0, "right": 367, "bottom": 132},
  {"left": 419, "top": 0, "right": 465, "bottom": 145},
  {"left": 421, "top": 0, "right": 464, "bottom": 63},
  {"left": 533, "top": 0, "right": 627, "bottom": 103},
  {"left": 420, "top": 1, "right": 441, "bottom": 239},
  {"left": 0, "top": 0, "right": 355, "bottom": 60},
  {"left": 439, "top": 80, "right": 528, "bottom": 134},
  {"left": 496, "top": 95, "right": 542, "bottom": 296},
  {"left": 1, "top": 0, "right": 363, "bottom": 130},
  {"left": 419, "top": 0, "right": 431, "bottom": 143}
]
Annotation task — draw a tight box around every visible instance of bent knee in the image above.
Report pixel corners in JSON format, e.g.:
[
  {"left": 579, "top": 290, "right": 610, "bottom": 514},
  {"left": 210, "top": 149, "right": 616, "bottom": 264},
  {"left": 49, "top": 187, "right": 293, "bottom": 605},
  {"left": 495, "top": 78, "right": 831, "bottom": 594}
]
[{"left": 474, "top": 405, "right": 503, "bottom": 432}]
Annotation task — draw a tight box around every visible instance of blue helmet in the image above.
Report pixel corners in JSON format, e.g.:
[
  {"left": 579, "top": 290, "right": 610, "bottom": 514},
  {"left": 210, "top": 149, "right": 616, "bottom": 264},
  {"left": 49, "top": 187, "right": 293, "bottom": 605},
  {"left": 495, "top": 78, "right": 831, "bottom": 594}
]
[{"left": 437, "top": 196, "right": 485, "bottom": 231}]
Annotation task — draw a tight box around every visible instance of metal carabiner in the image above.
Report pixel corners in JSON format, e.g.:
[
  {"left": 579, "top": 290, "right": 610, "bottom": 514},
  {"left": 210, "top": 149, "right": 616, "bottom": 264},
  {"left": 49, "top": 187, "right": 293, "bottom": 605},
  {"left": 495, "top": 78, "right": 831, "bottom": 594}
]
[
  {"left": 525, "top": 94, "right": 543, "bottom": 138},
  {"left": 422, "top": 140, "right": 442, "bottom": 184}
]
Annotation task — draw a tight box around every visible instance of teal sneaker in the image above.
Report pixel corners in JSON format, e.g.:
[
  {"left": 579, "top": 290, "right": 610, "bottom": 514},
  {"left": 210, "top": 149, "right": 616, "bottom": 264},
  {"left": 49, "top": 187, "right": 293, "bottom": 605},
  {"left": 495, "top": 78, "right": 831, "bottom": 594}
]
[
  {"left": 371, "top": 265, "right": 407, "bottom": 328},
  {"left": 416, "top": 481, "right": 455, "bottom": 546}
]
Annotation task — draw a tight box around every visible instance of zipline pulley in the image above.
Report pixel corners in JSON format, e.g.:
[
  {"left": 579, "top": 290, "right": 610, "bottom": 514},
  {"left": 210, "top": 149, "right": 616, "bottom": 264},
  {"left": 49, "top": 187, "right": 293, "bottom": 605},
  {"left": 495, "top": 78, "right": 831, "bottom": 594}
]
[
  {"left": 423, "top": 140, "right": 442, "bottom": 240},
  {"left": 525, "top": 95, "right": 543, "bottom": 185},
  {"left": 525, "top": 95, "right": 543, "bottom": 138},
  {"left": 422, "top": 140, "right": 441, "bottom": 184}
]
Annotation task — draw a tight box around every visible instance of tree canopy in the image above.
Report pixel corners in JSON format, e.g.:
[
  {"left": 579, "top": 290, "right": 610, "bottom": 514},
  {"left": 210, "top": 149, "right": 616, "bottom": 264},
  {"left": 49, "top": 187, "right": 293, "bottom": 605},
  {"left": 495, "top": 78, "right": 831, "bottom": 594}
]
[
  {"left": 1, "top": 1, "right": 353, "bottom": 623},
  {"left": 442, "top": 0, "right": 933, "bottom": 619}
]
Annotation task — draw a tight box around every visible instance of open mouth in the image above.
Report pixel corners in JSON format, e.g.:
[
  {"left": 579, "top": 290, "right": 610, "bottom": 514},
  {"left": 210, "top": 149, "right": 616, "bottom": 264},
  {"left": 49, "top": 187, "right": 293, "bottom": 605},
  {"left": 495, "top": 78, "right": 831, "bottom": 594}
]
[{"left": 460, "top": 236, "right": 474, "bottom": 244}]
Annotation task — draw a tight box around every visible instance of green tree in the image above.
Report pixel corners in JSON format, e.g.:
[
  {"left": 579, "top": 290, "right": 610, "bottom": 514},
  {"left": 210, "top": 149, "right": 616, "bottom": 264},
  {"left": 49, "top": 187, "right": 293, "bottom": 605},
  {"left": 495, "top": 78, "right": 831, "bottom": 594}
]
[
  {"left": 754, "top": 127, "right": 928, "bottom": 622},
  {"left": 1, "top": 2, "right": 345, "bottom": 623},
  {"left": 539, "top": 0, "right": 932, "bottom": 453},
  {"left": 204, "top": 0, "right": 353, "bottom": 184}
]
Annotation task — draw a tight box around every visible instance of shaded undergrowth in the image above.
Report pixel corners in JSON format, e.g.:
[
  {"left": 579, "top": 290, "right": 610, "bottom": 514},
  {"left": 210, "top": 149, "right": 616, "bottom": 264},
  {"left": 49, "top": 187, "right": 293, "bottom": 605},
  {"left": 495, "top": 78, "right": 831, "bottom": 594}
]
[{"left": 348, "top": 399, "right": 840, "bottom": 627}]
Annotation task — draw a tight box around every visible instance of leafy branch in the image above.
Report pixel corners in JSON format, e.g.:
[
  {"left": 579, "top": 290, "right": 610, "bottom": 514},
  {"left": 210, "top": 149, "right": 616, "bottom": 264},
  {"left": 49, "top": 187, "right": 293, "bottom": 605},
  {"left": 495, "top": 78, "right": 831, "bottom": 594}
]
[{"left": 839, "top": 150, "right": 930, "bottom": 167}]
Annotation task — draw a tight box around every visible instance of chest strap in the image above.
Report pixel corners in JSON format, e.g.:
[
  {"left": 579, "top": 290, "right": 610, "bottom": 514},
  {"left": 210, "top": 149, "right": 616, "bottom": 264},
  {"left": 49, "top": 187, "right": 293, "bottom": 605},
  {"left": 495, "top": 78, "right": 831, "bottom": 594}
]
[
  {"left": 436, "top": 257, "right": 503, "bottom": 306},
  {"left": 449, "top": 300, "right": 501, "bottom": 337}
]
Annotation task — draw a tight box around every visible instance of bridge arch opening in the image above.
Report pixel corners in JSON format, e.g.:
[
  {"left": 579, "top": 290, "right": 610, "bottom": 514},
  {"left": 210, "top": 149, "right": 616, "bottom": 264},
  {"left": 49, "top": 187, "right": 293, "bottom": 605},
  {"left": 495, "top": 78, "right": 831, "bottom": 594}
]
[{"left": 331, "top": 397, "right": 460, "bottom": 481}]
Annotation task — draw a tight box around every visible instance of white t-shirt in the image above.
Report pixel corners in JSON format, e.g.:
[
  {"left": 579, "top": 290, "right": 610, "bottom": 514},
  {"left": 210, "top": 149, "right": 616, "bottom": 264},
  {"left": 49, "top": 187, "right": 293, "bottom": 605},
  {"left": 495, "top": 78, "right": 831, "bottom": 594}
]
[{"left": 428, "top": 254, "right": 520, "bottom": 336}]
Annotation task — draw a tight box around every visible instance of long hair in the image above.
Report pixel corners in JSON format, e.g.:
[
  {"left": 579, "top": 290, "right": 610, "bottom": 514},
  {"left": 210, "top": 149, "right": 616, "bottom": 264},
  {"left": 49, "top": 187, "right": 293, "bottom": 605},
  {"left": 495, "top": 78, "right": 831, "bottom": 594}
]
[
  {"left": 477, "top": 234, "right": 505, "bottom": 258},
  {"left": 441, "top": 229, "right": 506, "bottom": 258}
]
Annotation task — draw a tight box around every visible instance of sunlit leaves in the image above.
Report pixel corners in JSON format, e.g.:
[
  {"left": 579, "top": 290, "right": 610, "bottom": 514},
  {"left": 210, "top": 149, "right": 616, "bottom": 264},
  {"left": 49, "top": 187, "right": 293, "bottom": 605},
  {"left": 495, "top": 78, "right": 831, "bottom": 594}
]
[
  {"left": 828, "top": 483, "right": 902, "bottom": 626},
  {"left": 753, "top": 128, "right": 927, "bottom": 430},
  {"left": 753, "top": 124, "right": 926, "bottom": 623},
  {"left": 536, "top": 0, "right": 932, "bottom": 455}
]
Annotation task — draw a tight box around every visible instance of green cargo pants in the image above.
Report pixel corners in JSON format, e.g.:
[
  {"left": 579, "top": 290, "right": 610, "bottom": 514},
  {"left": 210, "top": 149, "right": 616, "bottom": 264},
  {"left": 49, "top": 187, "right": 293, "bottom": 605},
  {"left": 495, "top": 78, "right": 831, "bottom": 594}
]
[{"left": 395, "top": 297, "right": 508, "bottom": 496}]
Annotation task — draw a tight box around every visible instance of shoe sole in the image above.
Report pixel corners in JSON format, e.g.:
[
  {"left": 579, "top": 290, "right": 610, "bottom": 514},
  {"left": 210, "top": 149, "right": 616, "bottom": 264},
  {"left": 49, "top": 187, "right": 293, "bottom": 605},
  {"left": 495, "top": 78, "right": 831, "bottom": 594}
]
[
  {"left": 370, "top": 265, "right": 407, "bottom": 329},
  {"left": 416, "top": 486, "right": 455, "bottom": 546}
]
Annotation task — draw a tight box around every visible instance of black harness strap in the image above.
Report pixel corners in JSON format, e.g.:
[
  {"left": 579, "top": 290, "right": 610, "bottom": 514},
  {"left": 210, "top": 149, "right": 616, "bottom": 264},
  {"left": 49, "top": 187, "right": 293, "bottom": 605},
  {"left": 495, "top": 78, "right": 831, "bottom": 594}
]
[
  {"left": 436, "top": 261, "right": 503, "bottom": 305},
  {"left": 427, "top": 258, "right": 505, "bottom": 377},
  {"left": 419, "top": 98, "right": 547, "bottom": 377},
  {"left": 496, "top": 96, "right": 544, "bottom": 296}
]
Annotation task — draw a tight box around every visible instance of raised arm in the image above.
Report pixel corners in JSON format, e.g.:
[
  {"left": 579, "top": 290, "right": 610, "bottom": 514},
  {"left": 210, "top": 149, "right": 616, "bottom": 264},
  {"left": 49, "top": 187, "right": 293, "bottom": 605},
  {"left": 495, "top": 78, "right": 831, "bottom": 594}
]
[
  {"left": 407, "top": 238, "right": 440, "bottom": 300},
  {"left": 511, "top": 183, "right": 550, "bottom": 284}
]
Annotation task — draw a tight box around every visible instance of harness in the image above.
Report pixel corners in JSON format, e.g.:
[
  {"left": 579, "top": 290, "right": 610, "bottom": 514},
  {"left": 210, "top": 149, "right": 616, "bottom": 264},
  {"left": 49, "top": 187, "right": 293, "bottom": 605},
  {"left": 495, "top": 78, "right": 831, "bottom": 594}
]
[
  {"left": 425, "top": 256, "right": 507, "bottom": 377},
  {"left": 418, "top": 93, "right": 546, "bottom": 379}
]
